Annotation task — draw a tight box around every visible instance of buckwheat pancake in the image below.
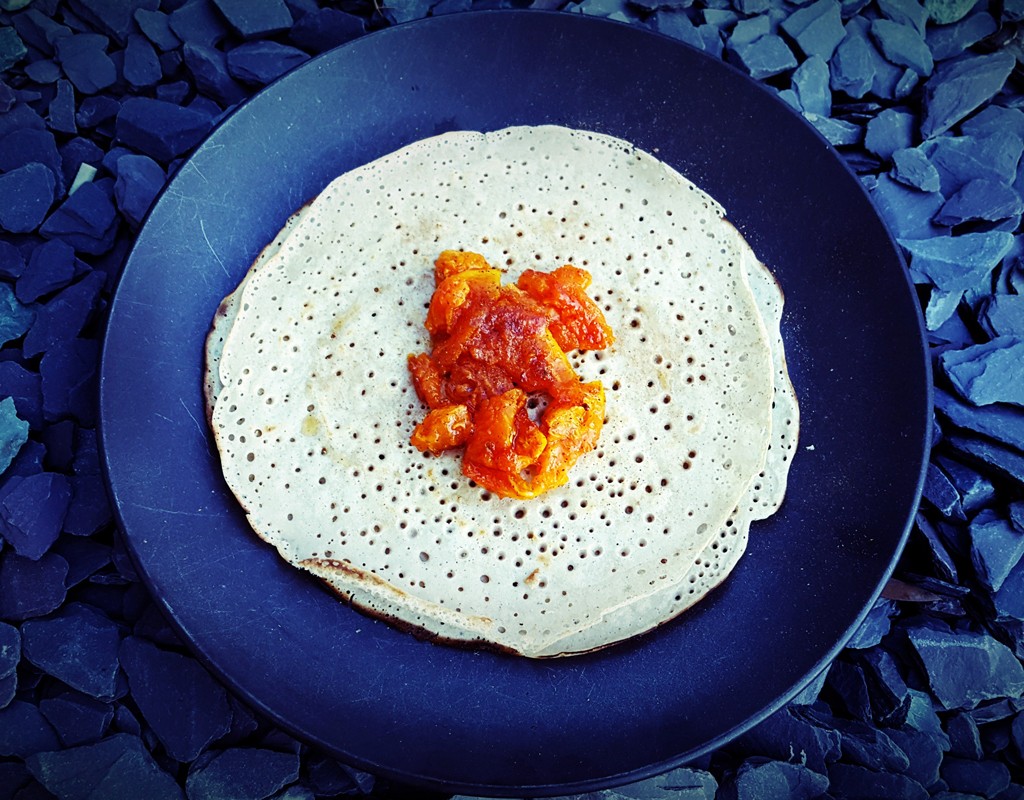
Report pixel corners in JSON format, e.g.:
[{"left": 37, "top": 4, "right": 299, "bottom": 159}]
[{"left": 206, "top": 126, "right": 798, "bottom": 657}]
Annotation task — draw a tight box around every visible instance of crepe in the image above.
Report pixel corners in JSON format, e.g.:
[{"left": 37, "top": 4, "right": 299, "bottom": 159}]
[{"left": 206, "top": 126, "right": 798, "bottom": 657}]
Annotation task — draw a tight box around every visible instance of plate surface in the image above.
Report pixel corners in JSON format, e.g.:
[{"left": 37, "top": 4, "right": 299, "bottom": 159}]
[{"left": 100, "top": 11, "right": 930, "bottom": 796}]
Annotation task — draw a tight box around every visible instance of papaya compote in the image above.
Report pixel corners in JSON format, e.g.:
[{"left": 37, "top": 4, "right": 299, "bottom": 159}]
[{"left": 408, "top": 250, "right": 614, "bottom": 499}]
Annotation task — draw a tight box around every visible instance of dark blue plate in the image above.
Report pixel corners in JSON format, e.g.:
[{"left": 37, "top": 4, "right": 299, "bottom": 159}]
[{"left": 100, "top": 10, "right": 930, "bottom": 796}]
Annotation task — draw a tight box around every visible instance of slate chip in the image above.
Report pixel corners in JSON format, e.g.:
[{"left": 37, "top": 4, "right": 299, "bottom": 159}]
[
  {"left": 947, "top": 432, "right": 1024, "bottom": 484},
  {"left": 212, "top": 0, "right": 292, "bottom": 38},
  {"left": 733, "top": 705, "right": 841, "bottom": 773},
  {"left": 942, "top": 757, "right": 1011, "bottom": 797},
  {"left": 288, "top": 7, "right": 364, "bottom": 52},
  {"left": 22, "top": 602, "right": 121, "bottom": 698},
  {"left": 935, "top": 179, "right": 1024, "bottom": 226},
  {"left": 720, "top": 759, "right": 828, "bottom": 800},
  {"left": 864, "top": 108, "right": 914, "bottom": 161},
  {"left": 900, "top": 230, "right": 1013, "bottom": 293},
  {"left": 941, "top": 337, "right": 1024, "bottom": 407},
  {"left": 169, "top": 0, "right": 230, "bottom": 47},
  {"left": 888, "top": 727, "right": 944, "bottom": 789},
  {"left": 23, "top": 269, "right": 106, "bottom": 359},
  {"left": 926, "top": 11, "right": 996, "bottom": 61},
  {"left": 17, "top": 239, "right": 76, "bottom": 304},
  {"left": 871, "top": 18, "right": 933, "bottom": 76},
  {"left": 40, "top": 337, "right": 100, "bottom": 425},
  {"left": 0, "top": 396, "right": 29, "bottom": 475},
  {"left": 921, "top": 51, "right": 1016, "bottom": 139},
  {"left": 26, "top": 733, "right": 183, "bottom": 800},
  {"left": 791, "top": 55, "right": 830, "bottom": 117},
  {"left": 76, "top": 94, "right": 121, "bottom": 129},
  {"left": 54, "top": 33, "right": 117, "bottom": 95},
  {"left": 781, "top": 0, "right": 844, "bottom": 59},
  {"left": 119, "top": 636, "right": 232, "bottom": 762},
  {"left": 906, "top": 622, "right": 1024, "bottom": 710},
  {"left": 892, "top": 146, "right": 941, "bottom": 191},
  {"left": 183, "top": 42, "right": 246, "bottom": 106},
  {"left": 134, "top": 9, "right": 181, "bottom": 51},
  {"left": 925, "top": 0, "right": 976, "bottom": 22},
  {"left": 47, "top": 78, "right": 77, "bottom": 135},
  {"left": 113, "top": 153, "right": 165, "bottom": 229},
  {"left": 728, "top": 33, "right": 797, "bottom": 79},
  {"left": 0, "top": 471, "right": 71, "bottom": 559},
  {"left": 0, "top": 699, "right": 60, "bottom": 758},
  {"left": 0, "top": 26, "right": 28, "bottom": 72},
  {"left": 0, "top": 620, "right": 19, "bottom": 682},
  {"left": 947, "top": 711, "right": 984, "bottom": 758},
  {"left": 969, "top": 509, "right": 1024, "bottom": 592},
  {"left": 979, "top": 295, "right": 1024, "bottom": 339},
  {"left": 828, "top": 762, "right": 928, "bottom": 800},
  {"left": 225, "top": 41, "right": 308, "bottom": 86},
  {"left": 935, "top": 454, "right": 995, "bottom": 513},
  {"left": 116, "top": 96, "right": 215, "bottom": 163},
  {"left": 185, "top": 748, "right": 301, "bottom": 800},
  {"left": 39, "top": 691, "right": 114, "bottom": 746},
  {"left": 39, "top": 179, "right": 120, "bottom": 255},
  {"left": 124, "top": 33, "right": 161, "bottom": 89},
  {"left": 0, "top": 163, "right": 56, "bottom": 233}
]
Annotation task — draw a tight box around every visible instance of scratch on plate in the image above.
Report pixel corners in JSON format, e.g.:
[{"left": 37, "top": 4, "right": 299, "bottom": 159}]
[
  {"left": 199, "top": 218, "right": 229, "bottom": 277},
  {"left": 180, "top": 397, "right": 206, "bottom": 438},
  {"left": 130, "top": 502, "right": 209, "bottom": 518}
]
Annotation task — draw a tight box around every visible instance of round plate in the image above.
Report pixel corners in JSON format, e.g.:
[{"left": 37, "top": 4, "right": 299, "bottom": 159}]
[{"left": 99, "top": 11, "right": 930, "bottom": 797}]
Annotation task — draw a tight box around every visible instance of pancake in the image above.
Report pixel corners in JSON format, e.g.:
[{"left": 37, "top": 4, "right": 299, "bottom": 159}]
[{"left": 206, "top": 126, "right": 798, "bottom": 657}]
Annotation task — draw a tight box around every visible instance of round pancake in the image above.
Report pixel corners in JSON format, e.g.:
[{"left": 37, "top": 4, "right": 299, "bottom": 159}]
[{"left": 207, "top": 126, "right": 795, "bottom": 657}]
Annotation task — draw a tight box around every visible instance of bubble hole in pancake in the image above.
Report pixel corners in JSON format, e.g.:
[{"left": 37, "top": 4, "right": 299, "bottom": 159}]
[{"left": 206, "top": 126, "right": 798, "bottom": 658}]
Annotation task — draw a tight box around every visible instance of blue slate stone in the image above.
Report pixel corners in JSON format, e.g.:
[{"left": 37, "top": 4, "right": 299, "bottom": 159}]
[
  {"left": 0, "top": 472, "right": 71, "bottom": 559},
  {"left": 225, "top": 41, "right": 308, "bottom": 86},
  {"left": 5, "top": 439, "right": 45, "bottom": 480},
  {"left": 17, "top": 239, "right": 75, "bottom": 304},
  {"left": 119, "top": 636, "right": 232, "bottom": 762},
  {"left": 923, "top": 462, "right": 964, "bottom": 519},
  {"left": 905, "top": 686, "right": 950, "bottom": 742},
  {"left": 0, "top": 241, "right": 25, "bottom": 280},
  {"left": 941, "top": 336, "right": 1024, "bottom": 406},
  {"left": 40, "top": 337, "right": 99, "bottom": 425},
  {"left": 134, "top": 8, "right": 180, "bottom": 51},
  {"left": 54, "top": 33, "right": 116, "bottom": 95},
  {"left": 887, "top": 728, "right": 944, "bottom": 789},
  {"left": 185, "top": 748, "right": 300, "bottom": 800},
  {"left": 942, "top": 757, "right": 1011, "bottom": 797},
  {"left": 0, "top": 102, "right": 46, "bottom": 141},
  {"left": 864, "top": 107, "right": 914, "bottom": 160},
  {"left": 39, "top": 691, "right": 114, "bottom": 746},
  {"left": 825, "top": 659, "right": 873, "bottom": 721},
  {"left": 76, "top": 94, "right": 120, "bottom": 128},
  {"left": 733, "top": 705, "right": 840, "bottom": 773},
  {"left": 26, "top": 59, "right": 62, "bottom": 83},
  {"left": 781, "top": 0, "right": 844, "bottom": 59},
  {"left": 39, "top": 179, "right": 119, "bottom": 255},
  {"left": 169, "top": 0, "right": 230, "bottom": 47},
  {"left": 891, "top": 146, "right": 941, "bottom": 191},
  {"left": 183, "top": 42, "right": 246, "bottom": 107},
  {"left": 828, "top": 762, "right": 927, "bottom": 800},
  {"left": 0, "top": 82, "right": 13, "bottom": 114},
  {"left": 0, "top": 121, "right": 63, "bottom": 190},
  {"left": 934, "top": 455, "right": 994, "bottom": 513},
  {"left": 936, "top": 179, "right": 1024, "bottom": 226},
  {"left": 0, "top": 553, "right": 67, "bottom": 622},
  {"left": 23, "top": 270, "right": 105, "bottom": 359},
  {"left": 0, "top": 282, "right": 33, "bottom": 345},
  {"left": 53, "top": 537, "right": 111, "bottom": 587},
  {"left": 846, "top": 597, "right": 896, "bottom": 649},
  {"left": 25, "top": 733, "right": 183, "bottom": 800},
  {"left": 0, "top": 163, "right": 56, "bottom": 233},
  {"left": 980, "top": 295, "right": 1024, "bottom": 338},
  {"left": 22, "top": 602, "right": 121, "bottom": 698},
  {"left": 431, "top": 0, "right": 472, "bottom": 13},
  {"left": 922, "top": 52, "right": 1017, "bottom": 139},
  {"left": 871, "top": 19, "right": 933, "bottom": 76},
  {"left": 113, "top": 153, "right": 165, "bottom": 229},
  {"left": 48, "top": 79, "right": 76, "bottom": 135},
  {"left": 271, "top": 789, "right": 314, "bottom": 800},
  {"left": 935, "top": 387, "right": 1024, "bottom": 451},
  {"left": 860, "top": 647, "right": 910, "bottom": 722},
  {"left": 10, "top": 9, "right": 71, "bottom": 56},
  {"left": 698, "top": 20, "right": 727, "bottom": 53},
  {"left": 65, "top": 474, "right": 113, "bottom": 537},
  {"left": 289, "top": 7, "right": 364, "bottom": 53},
  {"left": 878, "top": 0, "right": 928, "bottom": 33},
  {"left": 962, "top": 105, "right": 1024, "bottom": 141},
  {"left": 948, "top": 432, "right": 1024, "bottom": 483},
  {"left": 720, "top": 759, "right": 828, "bottom": 800},
  {"left": 155, "top": 80, "right": 191, "bottom": 105},
  {"left": 728, "top": 33, "right": 797, "bottom": 79},
  {"left": 116, "top": 97, "right": 215, "bottom": 163},
  {"left": 0, "top": 672, "right": 15, "bottom": 708},
  {"left": 927, "top": 12, "right": 996, "bottom": 61},
  {"left": 947, "top": 711, "right": 983, "bottom": 758},
  {"left": 705, "top": 9, "right": 739, "bottom": 28},
  {"left": 0, "top": 26, "right": 27, "bottom": 72},
  {"left": 924, "top": 287, "right": 961, "bottom": 329},
  {"left": 900, "top": 231, "right": 1013, "bottom": 292},
  {"left": 895, "top": 67, "right": 919, "bottom": 99},
  {"left": 814, "top": 711, "right": 910, "bottom": 771},
  {"left": 0, "top": 700, "right": 60, "bottom": 757},
  {"left": 731, "top": 16, "right": 770, "bottom": 45},
  {"left": 123, "top": 33, "right": 161, "bottom": 89},
  {"left": 0, "top": 620, "right": 18, "bottom": 682},
  {"left": 221, "top": 694, "right": 258, "bottom": 744},
  {"left": 925, "top": 0, "right": 979, "bottom": 23},
  {"left": 969, "top": 509, "right": 1024, "bottom": 593},
  {"left": 970, "top": 697, "right": 1023, "bottom": 724},
  {"left": 651, "top": 10, "right": 703, "bottom": 49},
  {"left": 212, "top": 0, "right": 292, "bottom": 38},
  {"left": 803, "top": 112, "right": 861, "bottom": 146},
  {"left": 113, "top": 703, "right": 142, "bottom": 735},
  {"left": 66, "top": 0, "right": 159, "bottom": 46},
  {"left": 380, "top": 0, "right": 433, "bottom": 22},
  {"left": 906, "top": 621, "right": 1024, "bottom": 710},
  {"left": 0, "top": 362, "right": 42, "bottom": 434},
  {"left": 791, "top": 55, "right": 830, "bottom": 116}
]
